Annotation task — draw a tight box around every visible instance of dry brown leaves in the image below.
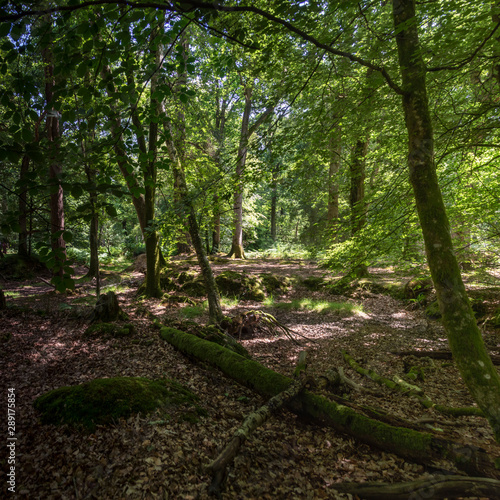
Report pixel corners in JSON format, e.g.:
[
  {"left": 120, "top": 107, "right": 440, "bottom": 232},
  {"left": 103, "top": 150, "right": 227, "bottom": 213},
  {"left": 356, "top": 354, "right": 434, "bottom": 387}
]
[{"left": 1, "top": 259, "right": 499, "bottom": 499}]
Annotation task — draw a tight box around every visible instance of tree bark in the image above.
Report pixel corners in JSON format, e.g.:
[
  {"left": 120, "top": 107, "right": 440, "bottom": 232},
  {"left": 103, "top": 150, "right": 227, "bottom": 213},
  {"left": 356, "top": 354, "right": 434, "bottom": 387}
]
[
  {"left": 164, "top": 34, "right": 223, "bottom": 323},
  {"left": 326, "top": 126, "right": 341, "bottom": 234},
  {"left": 228, "top": 85, "right": 252, "bottom": 259},
  {"left": 18, "top": 154, "right": 29, "bottom": 258},
  {"left": 160, "top": 327, "right": 500, "bottom": 478},
  {"left": 349, "top": 137, "right": 368, "bottom": 236},
  {"left": 270, "top": 163, "right": 279, "bottom": 242},
  {"left": 392, "top": 0, "right": 500, "bottom": 440},
  {"left": 42, "top": 31, "right": 65, "bottom": 277}
]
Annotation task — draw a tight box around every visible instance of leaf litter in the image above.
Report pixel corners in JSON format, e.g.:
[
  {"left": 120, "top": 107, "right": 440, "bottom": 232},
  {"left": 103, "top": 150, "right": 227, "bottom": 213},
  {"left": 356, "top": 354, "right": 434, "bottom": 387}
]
[{"left": 1, "top": 259, "right": 499, "bottom": 499}]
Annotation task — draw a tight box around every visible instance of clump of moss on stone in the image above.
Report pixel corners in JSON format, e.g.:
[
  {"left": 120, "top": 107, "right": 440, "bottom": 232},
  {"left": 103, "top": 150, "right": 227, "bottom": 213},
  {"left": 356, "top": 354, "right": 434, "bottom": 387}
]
[
  {"left": 260, "top": 273, "right": 291, "bottom": 295},
  {"left": 425, "top": 300, "right": 441, "bottom": 319},
  {"left": 301, "top": 276, "right": 325, "bottom": 291},
  {"left": 34, "top": 377, "right": 199, "bottom": 430},
  {"left": 83, "top": 322, "right": 136, "bottom": 339},
  {"left": 215, "top": 271, "right": 265, "bottom": 301},
  {"left": 403, "top": 277, "right": 433, "bottom": 300}
]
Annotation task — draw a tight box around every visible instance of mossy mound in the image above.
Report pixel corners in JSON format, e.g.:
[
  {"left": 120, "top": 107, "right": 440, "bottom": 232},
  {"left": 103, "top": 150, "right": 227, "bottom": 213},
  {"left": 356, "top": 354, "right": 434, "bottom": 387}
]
[
  {"left": 260, "top": 273, "right": 291, "bottom": 295},
  {"left": 83, "top": 322, "right": 136, "bottom": 339},
  {"left": 215, "top": 271, "right": 265, "bottom": 301},
  {"left": 301, "top": 276, "right": 325, "bottom": 291},
  {"left": 0, "top": 254, "right": 46, "bottom": 280},
  {"left": 34, "top": 377, "right": 199, "bottom": 430},
  {"left": 425, "top": 300, "right": 441, "bottom": 319},
  {"left": 403, "top": 277, "right": 433, "bottom": 300},
  {"left": 180, "top": 277, "right": 206, "bottom": 297}
]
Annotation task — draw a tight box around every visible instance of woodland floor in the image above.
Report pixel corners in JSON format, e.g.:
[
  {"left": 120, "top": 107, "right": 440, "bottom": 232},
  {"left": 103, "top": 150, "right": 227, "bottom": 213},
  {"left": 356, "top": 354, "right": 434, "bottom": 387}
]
[{"left": 2, "top": 255, "right": 500, "bottom": 499}]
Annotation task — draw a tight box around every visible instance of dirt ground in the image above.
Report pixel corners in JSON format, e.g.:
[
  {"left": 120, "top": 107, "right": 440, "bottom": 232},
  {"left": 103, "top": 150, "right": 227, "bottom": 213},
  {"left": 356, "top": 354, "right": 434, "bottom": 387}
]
[{"left": 1, "top": 255, "right": 500, "bottom": 499}]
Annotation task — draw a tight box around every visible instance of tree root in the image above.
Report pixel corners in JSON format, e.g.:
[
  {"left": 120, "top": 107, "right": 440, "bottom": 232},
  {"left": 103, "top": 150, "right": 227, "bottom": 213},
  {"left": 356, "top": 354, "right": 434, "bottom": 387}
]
[{"left": 223, "top": 310, "right": 313, "bottom": 345}]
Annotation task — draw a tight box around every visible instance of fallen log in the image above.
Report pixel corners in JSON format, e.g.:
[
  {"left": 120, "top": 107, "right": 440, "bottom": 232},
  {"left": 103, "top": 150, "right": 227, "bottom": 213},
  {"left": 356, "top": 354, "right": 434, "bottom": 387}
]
[
  {"left": 391, "top": 349, "right": 500, "bottom": 365},
  {"left": 159, "top": 327, "right": 500, "bottom": 479},
  {"left": 343, "top": 350, "right": 485, "bottom": 418},
  {"left": 332, "top": 475, "right": 500, "bottom": 499},
  {"left": 207, "top": 351, "right": 308, "bottom": 496}
]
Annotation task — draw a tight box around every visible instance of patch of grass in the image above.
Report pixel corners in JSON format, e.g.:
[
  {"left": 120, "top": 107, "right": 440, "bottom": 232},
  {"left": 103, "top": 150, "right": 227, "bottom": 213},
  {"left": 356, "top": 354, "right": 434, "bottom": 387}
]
[
  {"left": 4, "top": 291, "right": 21, "bottom": 299},
  {"left": 263, "top": 294, "right": 275, "bottom": 307},
  {"left": 272, "top": 298, "right": 363, "bottom": 315},
  {"left": 180, "top": 303, "right": 207, "bottom": 319},
  {"left": 220, "top": 296, "right": 240, "bottom": 307}
]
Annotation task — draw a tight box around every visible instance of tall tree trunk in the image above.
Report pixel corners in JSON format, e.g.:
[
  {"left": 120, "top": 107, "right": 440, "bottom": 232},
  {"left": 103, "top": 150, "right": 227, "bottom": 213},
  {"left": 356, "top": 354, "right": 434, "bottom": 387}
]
[
  {"left": 270, "top": 168, "right": 278, "bottom": 242},
  {"left": 327, "top": 126, "right": 341, "bottom": 234},
  {"left": 18, "top": 154, "right": 29, "bottom": 258},
  {"left": 228, "top": 86, "right": 252, "bottom": 259},
  {"left": 393, "top": 0, "right": 500, "bottom": 440},
  {"left": 349, "top": 138, "right": 368, "bottom": 236},
  {"left": 101, "top": 65, "right": 147, "bottom": 234},
  {"left": 165, "top": 34, "right": 223, "bottom": 323},
  {"left": 349, "top": 136, "right": 369, "bottom": 277},
  {"left": 42, "top": 33, "right": 65, "bottom": 278},
  {"left": 211, "top": 194, "right": 221, "bottom": 254}
]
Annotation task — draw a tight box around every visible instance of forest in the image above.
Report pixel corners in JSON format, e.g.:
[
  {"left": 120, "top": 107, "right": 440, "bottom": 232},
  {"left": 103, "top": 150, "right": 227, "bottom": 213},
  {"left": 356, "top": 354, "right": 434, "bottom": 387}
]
[{"left": 2, "top": 0, "right": 500, "bottom": 498}]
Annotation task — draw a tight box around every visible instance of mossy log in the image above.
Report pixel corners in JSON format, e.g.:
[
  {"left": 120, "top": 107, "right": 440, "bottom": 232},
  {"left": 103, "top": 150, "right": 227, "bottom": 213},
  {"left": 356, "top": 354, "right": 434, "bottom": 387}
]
[
  {"left": 333, "top": 475, "right": 500, "bottom": 499},
  {"left": 343, "top": 350, "right": 485, "bottom": 417},
  {"left": 159, "top": 327, "right": 500, "bottom": 478},
  {"left": 392, "top": 349, "right": 500, "bottom": 366}
]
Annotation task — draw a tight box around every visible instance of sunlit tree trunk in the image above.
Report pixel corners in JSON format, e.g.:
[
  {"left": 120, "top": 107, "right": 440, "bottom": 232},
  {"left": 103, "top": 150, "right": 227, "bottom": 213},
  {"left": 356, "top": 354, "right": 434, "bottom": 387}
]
[
  {"left": 165, "top": 33, "right": 223, "bottom": 323},
  {"left": 327, "top": 126, "right": 341, "bottom": 234},
  {"left": 349, "top": 137, "right": 368, "bottom": 236},
  {"left": 42, "top": 29, "right": 65, "bottom": 278},
  {"left": 228, "top": 86, "right": 252, "bottom": 259},
  {"left": 393, "top": 0, "right": 500, "bottom": 440}
]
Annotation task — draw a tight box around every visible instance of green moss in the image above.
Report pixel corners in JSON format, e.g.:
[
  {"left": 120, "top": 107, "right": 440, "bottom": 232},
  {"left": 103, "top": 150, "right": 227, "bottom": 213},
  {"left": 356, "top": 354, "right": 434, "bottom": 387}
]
[
  {"left": 403, "top": 277, "right": 433, "bottom": 300},
  {"left": 34, "top": 377, "right": 198, "bottom": 430},
  {"left": 301, "top": 276, "right": 325, "bottom": 291},
  {"left": 177, "top": 270, "right": 199, "bottom": 284},
  {"left": 425, "top": 300, "right": 441, "bottom": 319},
  {"left": 180, "top": 279, "right": 206, "bottom": 297},
  {"left": 215, "top": 271, "right": 265, "bottom": 301},
  {"left": 83, "top": 322, "right": 136, "bottom": 339},
  {"left": 161, "top": 325, "right": 250, "bottom": 358},
  {"left": 260, "top": 273, "right": 291, "bottom": 294}
]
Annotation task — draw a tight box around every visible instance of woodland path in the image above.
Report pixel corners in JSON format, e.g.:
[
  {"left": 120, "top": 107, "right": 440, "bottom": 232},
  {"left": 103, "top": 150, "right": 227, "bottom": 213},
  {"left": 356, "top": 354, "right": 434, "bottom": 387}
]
[{"left": 1, "top": 256, "right": 500, "bottom": 499}]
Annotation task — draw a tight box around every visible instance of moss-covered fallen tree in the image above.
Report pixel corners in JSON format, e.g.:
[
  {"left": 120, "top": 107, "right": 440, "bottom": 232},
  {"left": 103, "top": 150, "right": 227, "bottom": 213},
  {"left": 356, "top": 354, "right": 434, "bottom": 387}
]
[{"left": 160, "top": 327, "right": 500, "bottom": 479}]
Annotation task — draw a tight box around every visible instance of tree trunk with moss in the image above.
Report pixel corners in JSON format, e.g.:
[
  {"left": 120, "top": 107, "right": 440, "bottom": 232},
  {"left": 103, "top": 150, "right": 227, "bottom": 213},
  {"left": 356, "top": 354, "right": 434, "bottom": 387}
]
[
  {"left": 164, "top": 34, "right": 223, "bottom": 323},
  {"left": 228, "top": 85, "right": 252, "bottom": 259},
  {"left": 42, "top": 29, "right": 65, "bottom": 278},
  {"left": 393, "top": 0, "right": 500, "bottom": 440},
  {"left": 160, "top": 327, "right": 500, "bottom": 478},
  {"left": 327, "top": 126, "right": 341, "bottom": 234}
]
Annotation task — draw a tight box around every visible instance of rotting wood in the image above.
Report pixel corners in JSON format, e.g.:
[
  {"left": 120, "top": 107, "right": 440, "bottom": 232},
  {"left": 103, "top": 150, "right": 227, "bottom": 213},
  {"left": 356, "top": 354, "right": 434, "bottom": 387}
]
[
  {"left": 392, "top": 349, "right": 500, "bottom": 365},
  {"left": 342, "top": 350, "right": 485, "bottom": 418},
  {"left": 207, "top": 351, "right": 308, "bottom": 497},
  {"left": 332, "top": 475, "right": 500, "bottom": 499},
  {"left": 159, "top": 327, "right": 500, "bottom": 478}
]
